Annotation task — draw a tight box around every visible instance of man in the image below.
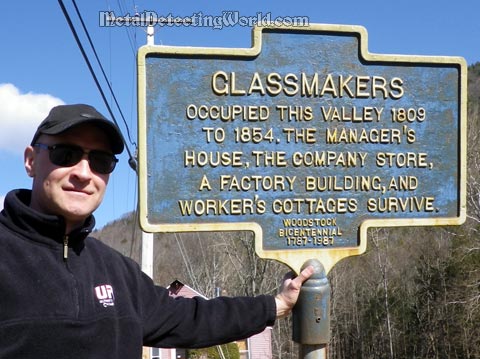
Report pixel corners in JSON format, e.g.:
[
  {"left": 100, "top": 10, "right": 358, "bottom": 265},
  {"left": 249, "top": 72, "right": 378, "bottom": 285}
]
[{"left": 0, "top": 104, "right": 313, "bottom": 358}]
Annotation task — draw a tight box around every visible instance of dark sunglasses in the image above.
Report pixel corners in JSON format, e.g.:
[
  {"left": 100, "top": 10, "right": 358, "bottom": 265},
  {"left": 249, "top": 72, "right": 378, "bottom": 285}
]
[{"left": 34, "top": 143, "right": 118, "bottom": 174}]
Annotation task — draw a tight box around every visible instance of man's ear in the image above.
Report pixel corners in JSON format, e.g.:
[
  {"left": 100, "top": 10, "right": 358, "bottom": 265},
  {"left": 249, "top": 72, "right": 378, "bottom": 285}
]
[{"left": 24, "top": 146, "right": 36, "bottom": 177}]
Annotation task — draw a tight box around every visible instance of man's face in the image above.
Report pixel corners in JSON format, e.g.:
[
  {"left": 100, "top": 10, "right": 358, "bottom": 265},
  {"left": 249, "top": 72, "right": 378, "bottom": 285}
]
[{"left": 25, "top": 124, "right": 113, "bottom": 232}]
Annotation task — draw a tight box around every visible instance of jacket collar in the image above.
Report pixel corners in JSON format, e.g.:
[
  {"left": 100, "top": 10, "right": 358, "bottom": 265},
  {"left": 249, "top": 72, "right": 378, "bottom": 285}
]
[{"left": 1, "top": 189, "right": 95, "bottom": 248}]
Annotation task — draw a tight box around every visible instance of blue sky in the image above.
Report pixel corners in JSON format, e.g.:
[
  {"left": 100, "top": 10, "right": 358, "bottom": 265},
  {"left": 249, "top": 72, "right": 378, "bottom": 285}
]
[{"left": 0, "top": 0, "right": 478, "bottom": 229}]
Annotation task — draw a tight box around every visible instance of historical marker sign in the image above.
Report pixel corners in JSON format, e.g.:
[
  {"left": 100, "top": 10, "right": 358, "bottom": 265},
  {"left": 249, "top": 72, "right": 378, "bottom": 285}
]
[{"left": 137, "top": 24, "right": 467, "bottom": 273}]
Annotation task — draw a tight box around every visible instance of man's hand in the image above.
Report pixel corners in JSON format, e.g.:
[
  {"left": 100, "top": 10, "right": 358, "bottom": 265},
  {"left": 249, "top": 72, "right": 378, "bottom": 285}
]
[{"left": 275, "top": 265, "right": 315, "bottom": 319}]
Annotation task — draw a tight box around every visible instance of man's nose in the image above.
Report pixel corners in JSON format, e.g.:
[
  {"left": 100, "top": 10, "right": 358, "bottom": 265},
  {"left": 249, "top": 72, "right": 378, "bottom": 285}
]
[{"left": 71, "top": 155, "right": 93, "bottom": 179}]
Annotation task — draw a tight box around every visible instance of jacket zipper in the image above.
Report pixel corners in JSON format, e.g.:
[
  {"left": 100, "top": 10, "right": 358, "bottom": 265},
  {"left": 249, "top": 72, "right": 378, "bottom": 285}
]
[
  {"left": 63, "top": 235, "right": 69, "bottom": 260},
  {"left": 62, "top": 234, "right": 80, "bottom": 317}
]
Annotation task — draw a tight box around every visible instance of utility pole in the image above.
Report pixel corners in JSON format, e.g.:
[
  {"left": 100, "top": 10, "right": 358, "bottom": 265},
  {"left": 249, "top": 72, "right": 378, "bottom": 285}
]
[{"left": 147, "top": 24, "right": 155, "bottom": 45}]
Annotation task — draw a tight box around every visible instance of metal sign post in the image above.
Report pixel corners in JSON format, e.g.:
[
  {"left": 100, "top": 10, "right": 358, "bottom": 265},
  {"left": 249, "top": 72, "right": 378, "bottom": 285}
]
[
  {"left": 137, "top": 24, "right": 467, "bottom": 356},
  {"left": 293, "top": 259, "right": 330, "bottom": 358}
]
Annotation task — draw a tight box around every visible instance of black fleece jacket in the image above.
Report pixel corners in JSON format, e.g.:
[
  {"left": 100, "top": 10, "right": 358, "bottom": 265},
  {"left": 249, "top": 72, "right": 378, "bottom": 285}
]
[{"left": 0, "top": 189, "right": 276, "bottom": 358}]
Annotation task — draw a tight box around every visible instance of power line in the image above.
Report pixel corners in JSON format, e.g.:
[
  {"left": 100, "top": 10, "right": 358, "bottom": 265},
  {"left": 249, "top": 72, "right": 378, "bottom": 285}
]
[
  {"left": 117, "top": 0, "right": 139, "bottom": 55},
  {"left": 71, "top": 0, "right": 137, "bottom": 146},
  {"left": 58, "top": 0, "right": 137, "bottom": 172}
]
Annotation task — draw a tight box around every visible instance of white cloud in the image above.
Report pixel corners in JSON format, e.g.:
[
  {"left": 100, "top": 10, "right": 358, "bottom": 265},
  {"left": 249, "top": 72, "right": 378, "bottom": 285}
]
[
  {"left": 0, "top": 83, "right": 64, "bottom": 154},
  {"left": 0, "top": 195, "right": 4, "bottom": 211}
]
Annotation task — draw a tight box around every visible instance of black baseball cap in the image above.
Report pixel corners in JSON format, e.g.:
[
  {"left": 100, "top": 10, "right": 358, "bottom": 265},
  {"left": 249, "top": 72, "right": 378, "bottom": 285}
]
[{"left": 30, "top": 104, "right": 124, "bottom": 154}]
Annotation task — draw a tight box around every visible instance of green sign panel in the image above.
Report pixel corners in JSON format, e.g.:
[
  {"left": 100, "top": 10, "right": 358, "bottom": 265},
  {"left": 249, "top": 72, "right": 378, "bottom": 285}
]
[{"left": 138, "top": 24, "right": 467, "bottom": 273}]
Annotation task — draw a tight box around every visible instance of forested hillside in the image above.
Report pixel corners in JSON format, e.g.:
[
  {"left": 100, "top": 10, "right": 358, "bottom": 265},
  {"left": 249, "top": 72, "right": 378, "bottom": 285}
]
[{"left": 96, "top": 62, "right": 480, "bottom": 358}]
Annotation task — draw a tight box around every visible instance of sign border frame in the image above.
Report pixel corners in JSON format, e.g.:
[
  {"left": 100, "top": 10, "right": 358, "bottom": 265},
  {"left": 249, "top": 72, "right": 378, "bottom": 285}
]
[{"left": 137, "top": 23, "right": 467, "bottom": 274}]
